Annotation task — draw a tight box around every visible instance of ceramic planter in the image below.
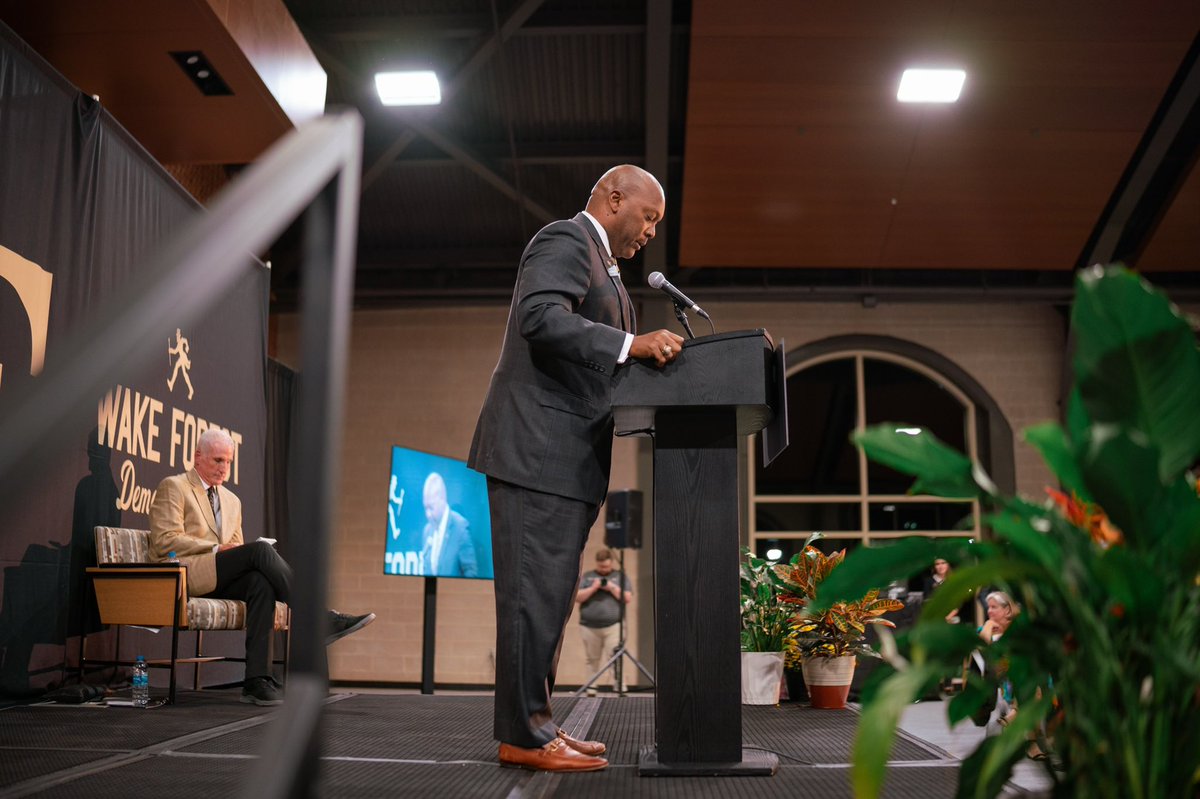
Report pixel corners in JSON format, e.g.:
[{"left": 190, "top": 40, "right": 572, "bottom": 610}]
[
  {"left": 801, "top": 654, "right": 856, "bottom": 709},
  {"left": 740, "top": 651, "right": 785, "bottom": 705}
]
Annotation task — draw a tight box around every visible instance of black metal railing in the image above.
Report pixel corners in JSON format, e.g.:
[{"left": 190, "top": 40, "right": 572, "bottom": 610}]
[{"left": 0, "top": 110, "right": 363, "bottom": 799}]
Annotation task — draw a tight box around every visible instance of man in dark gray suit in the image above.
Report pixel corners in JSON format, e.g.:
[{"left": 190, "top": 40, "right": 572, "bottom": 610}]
[{"left": 469, "top": 165, "right": 683, "bottom": 772}]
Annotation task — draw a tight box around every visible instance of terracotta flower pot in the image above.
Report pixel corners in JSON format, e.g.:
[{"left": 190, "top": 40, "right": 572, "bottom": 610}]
[{"left": 801, "top": 655, "right": 856, "bottom": 709}]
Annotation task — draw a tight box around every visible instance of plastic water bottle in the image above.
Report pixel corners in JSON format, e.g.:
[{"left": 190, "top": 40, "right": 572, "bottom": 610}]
[{"left": 132, "top": 655, "right": 150, "bottom": 708}]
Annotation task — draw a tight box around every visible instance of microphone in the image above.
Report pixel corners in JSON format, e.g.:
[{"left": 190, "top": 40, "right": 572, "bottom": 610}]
[{"left": 647, "top": 272, "right": 710, "bottom": 319}]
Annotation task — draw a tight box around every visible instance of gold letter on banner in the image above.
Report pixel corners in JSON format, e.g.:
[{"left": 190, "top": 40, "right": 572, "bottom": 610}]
[{"left": 0, "top": 245, "right": 53, "bottom": 391}]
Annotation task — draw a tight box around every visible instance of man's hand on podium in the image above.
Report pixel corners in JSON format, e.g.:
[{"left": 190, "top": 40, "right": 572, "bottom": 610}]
[{"left": 630, "top": 329, "right": 685, "bottom": 367}]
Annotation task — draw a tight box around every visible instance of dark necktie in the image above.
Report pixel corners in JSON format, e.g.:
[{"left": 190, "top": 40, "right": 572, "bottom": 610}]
[
  {"left": 607, "top": 258, "right": 631, "bottom": 333},
  {"left": 207, "top": 486, "right": 221, "bottom": 531}
]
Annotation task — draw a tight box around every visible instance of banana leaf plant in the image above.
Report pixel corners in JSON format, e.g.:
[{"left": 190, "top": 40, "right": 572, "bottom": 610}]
[
  {"left": 810, "top": 266, "right": 1200, "bottom": 799},
  {"left": 740, "top": 546, "right": 798, "bottom": 653}
]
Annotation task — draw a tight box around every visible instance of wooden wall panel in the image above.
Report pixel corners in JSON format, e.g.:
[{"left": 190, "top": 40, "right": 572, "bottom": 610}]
[
  {"left": 1, "top": 0, "right": 325, "bottom": 164},
  {"left": 682, "top": 0, "right": 1200, "bottom": 271}
]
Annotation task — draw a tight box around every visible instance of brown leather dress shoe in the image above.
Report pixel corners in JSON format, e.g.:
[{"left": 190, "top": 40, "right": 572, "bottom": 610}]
[
  {"left": 498, "top": 738, "right": 608, "bottom": 772},
  {"left": 556, "top": 728, "right": 606, "bottom": 756}
]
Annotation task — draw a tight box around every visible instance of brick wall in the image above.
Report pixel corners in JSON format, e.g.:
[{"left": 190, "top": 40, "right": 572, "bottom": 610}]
[{"left": 273, "top": 298, "right": 1066, "bottom": 686}]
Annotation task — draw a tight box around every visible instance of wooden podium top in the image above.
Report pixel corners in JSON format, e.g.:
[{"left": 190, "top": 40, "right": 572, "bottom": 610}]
[{"left": 611, "top": 328, "right": 782, "bottom": 438}]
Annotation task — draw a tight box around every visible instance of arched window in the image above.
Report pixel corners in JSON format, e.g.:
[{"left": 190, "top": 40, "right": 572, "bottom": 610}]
[{"left": 750, "top": 337, "right": 1013, "bottom": 586}]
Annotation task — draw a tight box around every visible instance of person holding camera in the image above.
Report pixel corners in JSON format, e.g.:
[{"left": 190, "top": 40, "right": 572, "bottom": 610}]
[{"left": 575, "top": 548, "right": 633, "bottom": 696}]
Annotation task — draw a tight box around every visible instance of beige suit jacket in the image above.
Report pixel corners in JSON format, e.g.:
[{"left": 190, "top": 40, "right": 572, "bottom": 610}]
[{"left": 148, "top": 469, "right": 244, "bottom": 596}]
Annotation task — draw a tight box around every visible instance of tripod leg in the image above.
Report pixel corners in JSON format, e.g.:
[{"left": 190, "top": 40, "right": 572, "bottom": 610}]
[
  {"left": 573, "top": 645, "right": 622, "bottom": 697},
  {"left": 621, "top": 648, "right": 656, "bottom": 686},
  {"left": 613, "top": 643, "right": 624, "bottom": 695}
]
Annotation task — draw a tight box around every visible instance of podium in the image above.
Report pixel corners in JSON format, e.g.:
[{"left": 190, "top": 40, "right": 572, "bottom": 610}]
[{"left": 612, "top": 329, "right": 787, "bottom": 776}]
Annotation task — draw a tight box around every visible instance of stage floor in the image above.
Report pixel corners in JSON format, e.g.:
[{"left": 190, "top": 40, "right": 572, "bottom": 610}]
[{"left": 0, "top": 691, "right": 1041, "bottom": 798}]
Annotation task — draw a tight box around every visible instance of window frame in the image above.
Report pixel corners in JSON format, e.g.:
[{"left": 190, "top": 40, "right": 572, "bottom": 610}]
[{"left": 749, "top": 349, "right": 982, "bottom": 553}]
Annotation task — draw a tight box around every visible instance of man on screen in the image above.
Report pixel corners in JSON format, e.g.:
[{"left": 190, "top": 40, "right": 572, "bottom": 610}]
[
  {"left": 420, "top": 472, "right": 477, "bottom": 578},
  {"left": 469, "top": 164, "right": 683, "bottom": 772},
  {"left": 149, "top": 429, "right": 375, "bottom": 706}
]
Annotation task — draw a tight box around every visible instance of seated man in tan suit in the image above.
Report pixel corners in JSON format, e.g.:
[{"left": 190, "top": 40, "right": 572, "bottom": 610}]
[{"left": 149, "top": 428, "right": 374, "bottom": 705}]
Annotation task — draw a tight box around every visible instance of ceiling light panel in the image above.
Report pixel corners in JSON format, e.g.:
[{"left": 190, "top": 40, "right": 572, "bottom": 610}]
[
  {"left": 375, "top": 71, "right": 441, "bottom": 106},
  {"left": 897, "top": 69, "right": 966, "bottom": 103}
]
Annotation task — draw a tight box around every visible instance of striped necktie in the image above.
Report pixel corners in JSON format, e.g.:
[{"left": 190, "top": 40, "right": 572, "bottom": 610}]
[{"left": 207, "top": 486, "right": 221, "bottom": 531}]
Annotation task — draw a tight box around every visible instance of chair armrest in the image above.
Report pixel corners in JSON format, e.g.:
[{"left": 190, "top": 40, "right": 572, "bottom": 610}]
[{"left": 86, "top": 566, "right": 188, "bottom": 627}]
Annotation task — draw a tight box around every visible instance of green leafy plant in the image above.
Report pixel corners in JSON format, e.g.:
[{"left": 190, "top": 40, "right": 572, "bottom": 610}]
[
  {"left": 812, "top": 266, "right": 1200, "bottom": 798},
  {"left": 740, "top": 547, "right": 797, "bottom": 653},
  {"left": 770, "top": 538, "right": 903, "bottom": 659}
]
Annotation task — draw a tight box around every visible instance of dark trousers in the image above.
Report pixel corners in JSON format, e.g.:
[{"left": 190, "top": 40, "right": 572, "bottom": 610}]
[
  {"left": 488, "top": 477, "right": 598, "bottom": 748},
  {"left": 211, "top": 540, "right": 293, "bottom": 680}
]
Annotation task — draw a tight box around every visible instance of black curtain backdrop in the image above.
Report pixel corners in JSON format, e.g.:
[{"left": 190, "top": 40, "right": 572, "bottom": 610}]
[
  {"left": 266, "top": 358, "right": 296, "bottom": 562},
  {"left": 0, "top": 22, "right": 270, "bottom": 697}
]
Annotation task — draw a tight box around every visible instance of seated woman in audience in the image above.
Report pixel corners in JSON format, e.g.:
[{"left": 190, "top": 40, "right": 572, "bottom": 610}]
[
  {"left": 979, "top": 591, "right": 1019, "bottom": 732},
  {"left": 924, "top": 558, "right": 976, "bottom": 625},
  {"left": 977, "top": 591, "right": 1049, "bottom": 760},
  {"left": 980, "top": 589, "right": 1018, "bottom": 642}
]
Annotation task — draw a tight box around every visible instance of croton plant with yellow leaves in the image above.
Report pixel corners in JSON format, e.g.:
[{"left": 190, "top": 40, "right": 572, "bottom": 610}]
[
  {"left": 810, "top": 266, "right": 1200, "bottom": 798},
  {"left": 769, "top": 539, "right": 903, "bottom": 660}
]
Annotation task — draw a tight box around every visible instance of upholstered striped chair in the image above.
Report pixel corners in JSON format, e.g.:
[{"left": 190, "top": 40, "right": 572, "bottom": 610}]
[{"left": 83, "top": 526, "right": 289, "bottom": 703}]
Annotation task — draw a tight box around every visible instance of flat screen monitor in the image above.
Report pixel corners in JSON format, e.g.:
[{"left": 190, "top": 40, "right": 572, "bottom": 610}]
[{"left": 383, "top": 446, "right": 494, "bottom": 580}]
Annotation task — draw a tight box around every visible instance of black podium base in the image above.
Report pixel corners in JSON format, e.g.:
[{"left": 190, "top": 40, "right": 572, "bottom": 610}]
[{"left": 638, "top": 746, "right": 779, "bottom": 777}]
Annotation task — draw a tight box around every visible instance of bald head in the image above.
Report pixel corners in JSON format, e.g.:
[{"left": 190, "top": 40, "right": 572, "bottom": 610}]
[
  {"left": 585, "top": 165, "right": 666, "bottom": 260},
  {"left": 587, "top": 165, "right": 663, "bottom": 209}
]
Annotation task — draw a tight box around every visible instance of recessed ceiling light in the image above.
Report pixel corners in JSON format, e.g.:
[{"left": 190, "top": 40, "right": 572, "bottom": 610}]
[
  {"left": 169, "top": 51, "right": 232, "bottom": 97},
  {"left": 897, "top": 69, "right": 966, "bottom": 103},
  {"left": 375, "top": 71, "right": 441, "bottom": 106}
]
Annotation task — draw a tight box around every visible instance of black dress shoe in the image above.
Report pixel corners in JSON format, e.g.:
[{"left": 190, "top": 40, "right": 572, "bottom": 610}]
[
  {"left": 240, "top": 676, "right": 284, "bottom": 706},
  {"left": 326, "top": 610, "right": 376, "bottom": 645}
]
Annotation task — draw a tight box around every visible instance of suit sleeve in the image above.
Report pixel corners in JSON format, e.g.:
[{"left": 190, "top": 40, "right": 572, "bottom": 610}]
[{"left": 516, "top": 223, "right": 626, "bottom": 370}]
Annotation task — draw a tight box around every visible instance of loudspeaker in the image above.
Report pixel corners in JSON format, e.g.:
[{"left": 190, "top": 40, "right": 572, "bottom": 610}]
[{"left": 604, "top": 489, "right": 643, "bottom": 549}]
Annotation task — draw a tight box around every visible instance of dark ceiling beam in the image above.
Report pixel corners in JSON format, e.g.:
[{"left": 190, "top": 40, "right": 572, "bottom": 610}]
[
  {"left": 356, "top": 0, "right": 545, "bottom": 190},
  {"left": 305, "top": 33, "right": 556, "bottom": 223},
  {"left": 301, "top": 36, "right": 420, "bottom": 189},
  {"left": 643, "top": 0, "right": 671, "bottom": 275},
  {"left": 373, "top": 137, "right": 687, "bottom": 165},
  {"left": 1078, "top": 32, "right": 1200, "bottom": 269},
  {"left": 293, "top": 9, "right": 655, "bottom": 42},
  {"left": 403, "top": 117, "right": 555, "bottom": 224},
  {"left": 356, "top": 247, "right": 520, "bottom": 270},
  {"left": 387, "top": 149, "right": 649, "bottom": 167},
  {"left": 358, "top": 128, "right": 418, "bottom": 191},
  {"left": 321, "top": 23, "right": 650, "bottom": 42}
]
